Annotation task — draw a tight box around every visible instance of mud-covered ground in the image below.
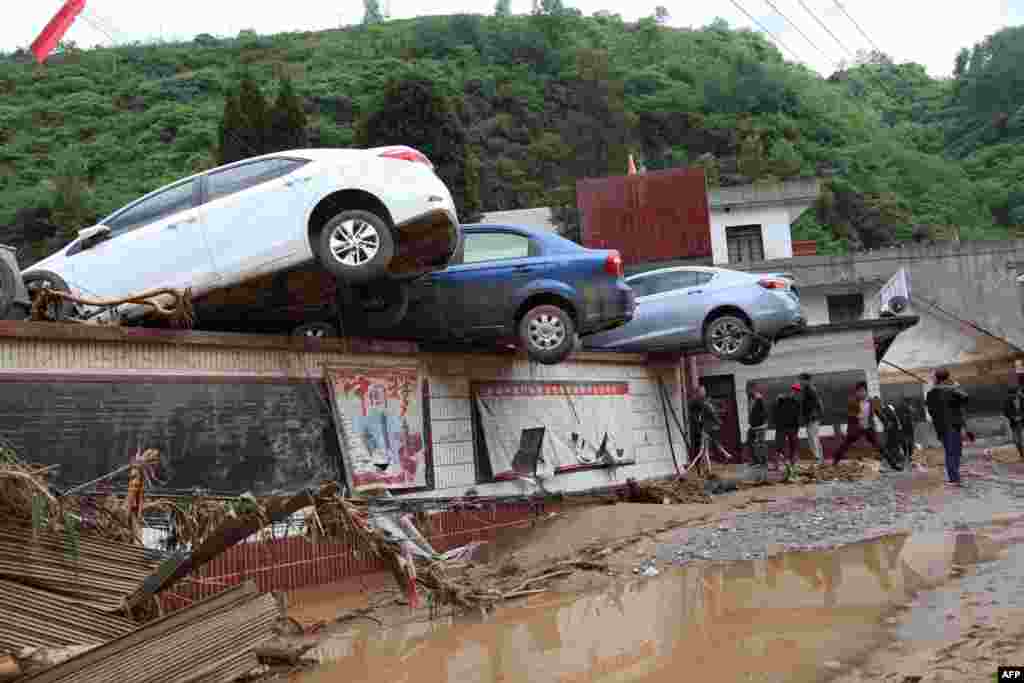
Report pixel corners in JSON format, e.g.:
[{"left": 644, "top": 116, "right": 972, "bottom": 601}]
[{"left": 256, "top": 445, "right": 1024, "bottom": 682}]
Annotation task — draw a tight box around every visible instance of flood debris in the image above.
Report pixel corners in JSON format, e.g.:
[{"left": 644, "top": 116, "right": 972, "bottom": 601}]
[
  {"left": 29, "top": 286, "right": 195, "bottom": 328},
  {"left": 17, "top": 582, "right": 278, "bottom": 683},
  {"left": 0, "top": 579, "right": 135, "bottom": 654}
]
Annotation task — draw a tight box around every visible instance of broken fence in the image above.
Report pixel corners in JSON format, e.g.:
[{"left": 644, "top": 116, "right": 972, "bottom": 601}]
[{"left": 157, "top": 500, "right": 552, "bottom": 612}]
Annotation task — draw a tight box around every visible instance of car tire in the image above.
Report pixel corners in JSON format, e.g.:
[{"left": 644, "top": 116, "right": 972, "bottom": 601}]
[
  {"left": 317, "top": 210, "right": 395, "bottom": 284},
  {"left": 356, "top": 280, "right": 409, "bottom": 330},
  {"left": 738, "top": 337, "right": 772, "bottom": 365},
  {"left": 292, "top": 321, "right": 338, "bottom": 338},
  {"left": 703, "top": 314, "right": 754, "bottom": 361},
  {"left": 518, "top": 304, "right": 576, "bottom": 365},
  {"left": 23, "top": 270, "right": 75, "bottom": 321}
]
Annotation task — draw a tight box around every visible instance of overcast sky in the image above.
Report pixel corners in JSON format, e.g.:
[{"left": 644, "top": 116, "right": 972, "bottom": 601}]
[{"left": 6, "top": 0, "right": 1024, "bottom": 77}]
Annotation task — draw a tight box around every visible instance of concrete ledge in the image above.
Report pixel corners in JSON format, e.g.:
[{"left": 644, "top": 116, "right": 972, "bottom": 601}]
[{"left": 0, "top": 321, "right": 648, "bottom": 365}]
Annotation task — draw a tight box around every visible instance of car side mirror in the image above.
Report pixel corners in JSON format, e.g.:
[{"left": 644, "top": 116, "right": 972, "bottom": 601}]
[{"left": 77, "top": 224, "right": 111, "bottom": 248}]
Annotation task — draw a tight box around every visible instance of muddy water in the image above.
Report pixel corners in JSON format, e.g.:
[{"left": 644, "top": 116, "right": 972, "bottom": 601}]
[{"left": 295, "top": 526, "right": 1008, "bottom": 683}]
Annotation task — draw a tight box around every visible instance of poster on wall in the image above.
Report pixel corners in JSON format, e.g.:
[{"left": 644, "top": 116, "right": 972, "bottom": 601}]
[
  {"left": 326, "top": 366, "right": 429, "bottom": 493},
  {"left": 474, "top": 381, "right": 634, "bottom": 480}
]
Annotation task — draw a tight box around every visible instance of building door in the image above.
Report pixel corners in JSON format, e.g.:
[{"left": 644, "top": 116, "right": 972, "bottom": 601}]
[{"left": 700, "top": 374, "right": 741, "bottom": 461}]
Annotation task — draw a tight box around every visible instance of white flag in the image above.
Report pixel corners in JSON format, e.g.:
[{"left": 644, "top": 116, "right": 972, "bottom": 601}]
[{"left": 879, "top": 268, "right": 910, "bottom": 314}]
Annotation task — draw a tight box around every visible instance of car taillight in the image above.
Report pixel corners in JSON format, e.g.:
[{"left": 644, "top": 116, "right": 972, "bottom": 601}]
[
  {"left": 379, "top": 147, "right": 434, "bottom": 169},
  {"left": 758, "top": 278, "right": 788, "bottom": 290},
  {"left": 604, "top": 251, "right": 624, "bottom": 277}
]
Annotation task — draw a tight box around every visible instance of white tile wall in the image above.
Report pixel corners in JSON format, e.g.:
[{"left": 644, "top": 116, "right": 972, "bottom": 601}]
[{"left": 419, "top": 353, "right": 684, "bottom": 498}]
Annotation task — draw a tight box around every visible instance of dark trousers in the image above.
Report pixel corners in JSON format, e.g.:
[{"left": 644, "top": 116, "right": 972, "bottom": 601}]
[
  {"left": 1011, "top": 421, "right": 1023, "bottom": 458},
  {"left": 832, "top": 420, "right": 880, "bottom": 464},
  {"left": 777, "top": 429, "right": 799, "bottom": 463},
  {"left": 747, "top": 428, "right": 767, "bottom": 465},
  {"left": 941, "top": 428, "right": 963, "bottom": 483}
]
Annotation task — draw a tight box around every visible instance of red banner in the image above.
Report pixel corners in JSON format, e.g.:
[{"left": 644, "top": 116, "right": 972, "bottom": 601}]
[
  {"left": 31, "top": 0, "right": 87, "bottom": 64},
  {"left": 475, "top": 382, "right": 629, "bottom": 398}
]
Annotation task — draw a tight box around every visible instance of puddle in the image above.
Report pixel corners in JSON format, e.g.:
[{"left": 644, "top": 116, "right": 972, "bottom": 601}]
[{"left": 292, "top": 523, "right": 1010, "bottom": 683}]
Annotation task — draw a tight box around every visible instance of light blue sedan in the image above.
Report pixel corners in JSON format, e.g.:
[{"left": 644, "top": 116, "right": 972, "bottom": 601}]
[{"left": 582, "top": 266, "right": 806, "bottom": 364}]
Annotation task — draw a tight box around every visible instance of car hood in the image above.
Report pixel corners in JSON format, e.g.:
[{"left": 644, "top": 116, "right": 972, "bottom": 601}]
[{"left": 23, "top": 245, "right": 73, "bottom": 276}]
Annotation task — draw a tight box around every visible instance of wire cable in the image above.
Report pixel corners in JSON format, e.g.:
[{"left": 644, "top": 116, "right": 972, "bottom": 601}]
[
  {"left": 761, "top": 0, "right": 836, "bottom": 64},
  {"left": 794, "top": 0, "right": 855, "bottom": 58},
  {"left": 726, "top": 0, "right": 806, "bottom": 62},
  {"left": 831, "top": 0, "right": 883, "bottom": 54}
]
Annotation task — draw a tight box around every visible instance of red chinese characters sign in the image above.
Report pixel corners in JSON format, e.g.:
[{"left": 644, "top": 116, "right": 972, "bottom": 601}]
[{"left": 327, "top": 366, "right": 427, "bottom": 492}]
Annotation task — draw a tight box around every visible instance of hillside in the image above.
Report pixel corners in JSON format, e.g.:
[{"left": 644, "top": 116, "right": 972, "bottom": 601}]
[{"left": 0, "top": 11, "right": 1022, "bottom": 266}]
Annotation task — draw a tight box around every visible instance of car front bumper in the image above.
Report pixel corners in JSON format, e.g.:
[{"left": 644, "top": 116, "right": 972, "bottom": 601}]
[{"left": 580, "top": 282, "right": 635, "bottom": 336}]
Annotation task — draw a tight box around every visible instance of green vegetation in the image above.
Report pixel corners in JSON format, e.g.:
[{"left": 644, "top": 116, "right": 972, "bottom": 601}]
[{"left": 0, "top": 12, "right": 1023, "bottom": 265}]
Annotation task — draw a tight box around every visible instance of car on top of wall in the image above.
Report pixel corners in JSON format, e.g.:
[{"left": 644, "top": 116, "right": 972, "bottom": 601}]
[
  {"left": 375, "top": 223, "right": 637, "bottom": 364},
  {"left": 20, "top": 146, "right": 461, "bottom": 325},
  {"left": 582, "top": 265, "right": 805, "bottom": 364},
  {"left": 203, "top": 224, "right": 637, "bottom": 365}
]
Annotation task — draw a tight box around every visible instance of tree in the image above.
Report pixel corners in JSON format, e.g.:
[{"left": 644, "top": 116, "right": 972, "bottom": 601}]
[
  {"left": 654, "top": 6, "right": 669, "bottom": 23},
  {"left": 495, "top": 0, "right": 511, "bottom": 17},
  {"left": 269, "top": 77, "right": 309, "bottom": 151},
  {"left": 359, "top": 78, "right": 481, "bottom": 220},
  {"left": 49, "top": 150, "right": 93, "bottom": 242},
  {"left": 767, "top": 138, "right": 802, "bottom": 178},
  {"left": 217, "top": 91, "right": 246, "bottom": 164},
  {"left": 363, "top": 0, "right": 384, "bottom": 25},
  {"left": 235, "top": 74, "right": 270, "bottom": 157},
  {"left": 738, "top": 132, "right": 766, "bottom": 180}
]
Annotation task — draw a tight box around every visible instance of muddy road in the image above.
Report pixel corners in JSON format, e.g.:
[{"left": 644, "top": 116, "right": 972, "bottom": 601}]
[{"left": 276, "top": 447, "right": 1024, "bottom": 683}]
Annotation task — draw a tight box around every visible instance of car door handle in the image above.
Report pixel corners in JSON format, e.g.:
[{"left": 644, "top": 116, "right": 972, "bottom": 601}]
[
  {"left": 513, "top": 265, "right": 536, "bottom": 272},
  {"left": 286, "top": 176, "right": 313, "bottom": 186},
  {"left": 165, "top": 216, "right": 197, "bottom": 230},
  {"left": 688, "top": 290, "right": 703, "bottom": 295}
]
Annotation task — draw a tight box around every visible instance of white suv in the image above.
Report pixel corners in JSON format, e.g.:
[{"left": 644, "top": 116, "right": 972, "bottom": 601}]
[{"left": 21, "top": 146, "right": 460, "bottom": 324}]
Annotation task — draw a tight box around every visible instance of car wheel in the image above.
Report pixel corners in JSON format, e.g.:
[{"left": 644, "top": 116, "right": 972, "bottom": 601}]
[
  {"left": 356, "top": 280, "right": 409, "bottom": 329},
  {"left": 518, "top": 304, "right": 576, "bottom": 365},
  {"left": 703, "top": 314, "right": 754, "bottom": 361},
  {"left": 23, "top": 270, "right": 75, "bottom": 321},
  {"left": 738, "top": 337, "right": 772, "bottom": 365},
  {"left": 292, "top": 321, "right": 338, "bottom": 338},
  {"left": 317, "top": 210, "right": 395, "bottom": 284}
]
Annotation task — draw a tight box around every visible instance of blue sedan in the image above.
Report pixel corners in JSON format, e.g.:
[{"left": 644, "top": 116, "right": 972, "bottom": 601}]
[{"left": 379, "top": 224, "right": 636, "bottom": 364}]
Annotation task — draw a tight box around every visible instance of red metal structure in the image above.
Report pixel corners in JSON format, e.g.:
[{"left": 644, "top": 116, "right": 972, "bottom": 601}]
[
  {"left": 577, "top": 167, "right": 711, "bottom": 266},
  {"left": 31, "top": 0, "right": 87, "bottom": 63}
]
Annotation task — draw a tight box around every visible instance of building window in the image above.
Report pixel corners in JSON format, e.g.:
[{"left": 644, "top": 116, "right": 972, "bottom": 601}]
[
  {"left": 827, "top": 293, "right": 865, "bottom": 323},
  {"left": 726, "top": 225, "right": 764, "bottom": 264}
]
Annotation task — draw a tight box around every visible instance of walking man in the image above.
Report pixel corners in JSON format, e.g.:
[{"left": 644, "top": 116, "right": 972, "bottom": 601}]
[
  {"left": 926, "top": 368, "right": 969, "bottom": 486},
  {"left": 1003, "top": 376, "right": 1024, "bottom": 460},
  {"left": 746, "top": 383, "right": 769, "bottom": 469},
  {"left": 896, "top": 399, "right": 917, "bottom": 465},
  {"left": 798, "top": 372, "right": 825, "bottom": 465},
  {"left": 774, "top": 384, "right": 802, "bottom": 479},
  {"left": 831, "top": 381, "right": 884, "bottom": 466}
]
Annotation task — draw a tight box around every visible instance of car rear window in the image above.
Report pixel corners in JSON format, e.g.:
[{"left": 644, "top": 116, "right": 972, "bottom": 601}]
[
  {"left": 206, "top": 158, "right": 309, "bottom": 202},
  {"left": 628, "top": 270, "right": 699, "bottom": 296},
  {"left": 462, "top": 232, "right": 532, "bottom": 264}
]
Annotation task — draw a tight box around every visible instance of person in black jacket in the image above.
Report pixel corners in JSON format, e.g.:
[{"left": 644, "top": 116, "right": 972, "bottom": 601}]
[
  {"left": 896, "top": 399, "right": 917, "bottom": 465},
  {"left": 1003, "top": 378, "right": 1024, "bottom": 460},
  {"left": 798, "top": 373, "right": 825, "bottom": 465},
  {"left": 688, "top": 386, "right": 721, "bottom": 460},
  {"left": 774, "top": 384, "right": 803, "bottom": 474},
  {"left": 746, "top": 384, "right": 769, "bottom": 468},
  {"left": 926, "top": 368, "right": 970, "bottom": 486}
]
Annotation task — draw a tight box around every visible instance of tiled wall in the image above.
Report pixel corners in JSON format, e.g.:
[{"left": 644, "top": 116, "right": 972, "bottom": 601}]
[{"left": 420, "top": 353, "right": 685, "bottom": 498}]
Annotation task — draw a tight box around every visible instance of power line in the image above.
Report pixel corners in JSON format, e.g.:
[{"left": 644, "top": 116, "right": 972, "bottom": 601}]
[
  {"left": 794, "top": 0, "right": 855, "bottom": 58},
  {"left": 831, "top": 0, "right": 883, "bottom": 54},
  {"left": 760, "top": 0, "right": 835, "bottom": 64},
  {"left": 726, "top": 0, "right": 805, "bottom": 63}
]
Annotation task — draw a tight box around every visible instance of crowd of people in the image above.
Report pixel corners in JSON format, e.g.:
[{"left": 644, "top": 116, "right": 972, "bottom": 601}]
[{"left": 687, "top": 367, "right": 1024, "bottom": 488}]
